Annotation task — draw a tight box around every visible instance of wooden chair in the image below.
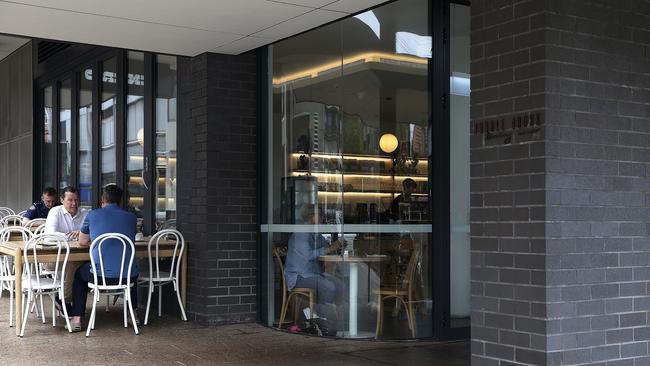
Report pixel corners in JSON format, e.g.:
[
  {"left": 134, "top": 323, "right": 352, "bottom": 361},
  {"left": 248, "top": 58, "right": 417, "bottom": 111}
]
[
  {"left": 273, "top": 244, "right": 315, "bottom": 329},
  {"left": 374, "top": 241, "right": 421, "bottom": 338}
]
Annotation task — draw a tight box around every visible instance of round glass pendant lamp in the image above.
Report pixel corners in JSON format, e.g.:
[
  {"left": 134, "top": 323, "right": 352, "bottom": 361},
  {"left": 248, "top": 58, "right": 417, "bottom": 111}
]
[{"left": 379, "top": 133, "right": 398, "bottom": 153}]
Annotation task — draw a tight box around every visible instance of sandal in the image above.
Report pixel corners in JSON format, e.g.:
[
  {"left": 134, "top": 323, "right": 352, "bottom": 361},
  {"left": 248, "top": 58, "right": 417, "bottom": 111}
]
[{"left": 66, "top": 322, "right": 83, "bottom": 333}]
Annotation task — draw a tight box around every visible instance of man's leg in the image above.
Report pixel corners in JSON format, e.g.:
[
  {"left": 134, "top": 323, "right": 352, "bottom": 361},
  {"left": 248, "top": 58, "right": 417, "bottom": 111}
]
[
  {"left": 63, "top": 262, "right": 82, "bottom": 302},
  {"left": 71, "top": 263, "right": 92, "bottom": 317}
]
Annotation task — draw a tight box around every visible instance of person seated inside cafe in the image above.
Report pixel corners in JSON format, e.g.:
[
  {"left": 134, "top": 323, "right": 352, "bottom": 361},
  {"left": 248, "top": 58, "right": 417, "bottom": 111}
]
[
  {"left": 391, "top": 178, "right": 426, "bottom": 222},
  {"left": 44, "top": 186, "right": 88, "bottom": 311},
  {"left": 69, "top": 184, "right": 139, "bottom": 332},
  {"left": 21, "top": 186, "right": 58, "bottom": 226},
  {"left": 285, "top": 204, "right": 346, "bottom": 330}
]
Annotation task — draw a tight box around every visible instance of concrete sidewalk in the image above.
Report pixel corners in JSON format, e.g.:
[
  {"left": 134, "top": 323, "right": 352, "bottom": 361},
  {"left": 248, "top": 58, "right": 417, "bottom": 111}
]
[{"left": 0, "top": 297, "right": 469, "bottom": 365}]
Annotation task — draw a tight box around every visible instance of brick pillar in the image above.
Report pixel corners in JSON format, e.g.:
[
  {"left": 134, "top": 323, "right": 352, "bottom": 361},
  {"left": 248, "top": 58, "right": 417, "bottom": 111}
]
[
  {"left": 179, "top": 52, "right": 258, "bottom": 325},
  {"left": 471, "top": 0, "right": 650, "bottom": 365}
]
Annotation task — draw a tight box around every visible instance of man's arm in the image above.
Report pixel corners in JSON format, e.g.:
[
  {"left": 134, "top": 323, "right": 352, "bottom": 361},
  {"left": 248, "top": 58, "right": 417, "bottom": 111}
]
[
  {"left": 43, "top": 207, "right": 59, "bottom": 234},
  {"left": 79, "top": 214, "right": 91, "bottom": 247}
]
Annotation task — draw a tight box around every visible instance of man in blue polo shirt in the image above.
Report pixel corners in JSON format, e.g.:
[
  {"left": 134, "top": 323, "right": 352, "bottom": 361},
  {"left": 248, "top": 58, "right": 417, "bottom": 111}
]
[
  {"left": 68, "top": 184, "right": 139, "bottom": 331},
  {"left": 21, "top": 187, "right": 58, "bottom": 225}
]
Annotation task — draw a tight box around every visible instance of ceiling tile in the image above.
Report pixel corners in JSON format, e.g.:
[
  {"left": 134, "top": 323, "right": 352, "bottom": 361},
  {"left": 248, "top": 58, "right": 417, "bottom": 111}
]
[
  {"left": 322, "top": 0, "right": 388, "bottom": 13},
  {"left": 0, "top": 2, "right": 241, "bottom": 56},
  {"left": 253, "top": 8, "right": 344, "bottom": 39},
  {"left": 211, "top": 36, "right": 275, "bottom": 55},
  {"left": 7, "top": 0, "right": 315, "bottom": 36},
  {"left": 266, "top": 0, "right": 340, "bottom": 8}
]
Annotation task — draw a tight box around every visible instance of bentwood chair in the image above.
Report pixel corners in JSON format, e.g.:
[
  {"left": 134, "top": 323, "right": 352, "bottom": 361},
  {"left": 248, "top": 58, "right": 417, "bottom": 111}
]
[
  {"left": 17, "top": 210, "right": 27, "bottom": 217},
  {"left": 0, "top": 226, "right": 32, "bottom": 327},
  {"left": 273, "top": 243, "right": 315, "bottom": 329},
  {"left": 19, "top": 233, "right": 72, "bottom": 337},
  {"left": 374, "top": 241, "right": 422, "bottom": 338},
  {"left": 0, "top": 207, "right": 15, "bottom": 219},
  {"left": 1, "top": 215, "right": 24, "bottom": 227},
  {"left": 86, "top": 233, "right": 139, "bottom": 337},
  {"left": 26, "top": 218, "right": 47, "bottom": 232},
  {"left": 138, "top": 229, "right": 187, "bottom": 325},
  {"left": 158, "top": 219, "right": 176, "bottom": 230}
]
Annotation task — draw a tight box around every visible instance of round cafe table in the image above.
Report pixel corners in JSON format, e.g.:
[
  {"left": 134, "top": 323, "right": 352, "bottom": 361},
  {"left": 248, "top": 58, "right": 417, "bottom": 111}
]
[{"left": 319, "top": 254, "right": 389, "bottom": 338}]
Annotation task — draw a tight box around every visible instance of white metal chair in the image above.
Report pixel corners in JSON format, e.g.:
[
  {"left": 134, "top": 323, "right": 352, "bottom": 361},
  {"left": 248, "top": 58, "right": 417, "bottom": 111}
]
[
  {"left": 19, "top": 233, "right": 71, "bottom": 337},
  {"left": 1, "top": 215, "right": 24, "bottom": 227},
  {"left": 86, "top": 233, "right": 139, "bottom": 337},
  {"left": 0, "top": 207, "right": 15, "bottom": 219},
  {"left": 17, "top": 210, "right": 27, "bottom": 217},
  {"left": 26, "top": 218, "right": 47, "bottom": 232},
  {"left": 33, "top": 224, "right": 47, "bottom": 236},
  {"left": 0, "top": 226, "right": 32, "bottom": 327},
  {"left": 138, "top": 229, "right": 187, "bottom": 325},
  {"left": 157, "top": 219, "right": 176, "bottom": 230}
]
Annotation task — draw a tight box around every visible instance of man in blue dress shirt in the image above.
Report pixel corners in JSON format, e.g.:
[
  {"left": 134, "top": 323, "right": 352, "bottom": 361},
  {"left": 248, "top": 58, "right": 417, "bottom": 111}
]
[
  {"left": 285, "top": 204, "right": 345, "bottom": 325},
  {"left": 68, "top": 184, "right": 138, "bottom": 331},
  {"left": 21, "top": 187, "right": 58, "bottom": 225}
]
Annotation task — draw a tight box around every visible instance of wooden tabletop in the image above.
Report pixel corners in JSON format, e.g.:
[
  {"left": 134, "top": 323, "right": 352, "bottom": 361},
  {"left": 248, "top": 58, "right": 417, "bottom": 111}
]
[
  {"left": 319, "top": 254, "right": 389, "bottom": 263},
  {"left": 0, "top": 237, "right": 176, "bottom": 256}
]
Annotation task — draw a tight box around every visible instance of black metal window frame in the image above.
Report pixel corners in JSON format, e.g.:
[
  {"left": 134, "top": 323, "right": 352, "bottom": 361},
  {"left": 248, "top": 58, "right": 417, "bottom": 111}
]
[{"left": 33, "top": 43, "right": 178, "bottom": 235}]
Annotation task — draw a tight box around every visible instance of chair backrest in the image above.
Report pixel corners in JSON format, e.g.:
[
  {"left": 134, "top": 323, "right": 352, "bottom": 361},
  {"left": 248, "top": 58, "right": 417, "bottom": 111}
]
[
  {"left": 23, "top": 233, "right": 69, "bottom": 291},
  {"left": 1, "top": 215, "right": 23, "bottom": 227},
  {"left": 33, "top": 223, "right": 47, "bottom": 235},
  {"left": 0, "top": 226, "right": 33, "bottom": 277},
  {"left": 147, "top": 229, "right": 184, "bottom": 281},
  {"left": 404, "top": 241, "right": 422, "bottom": 297},
  {"left": 89, "top": 233, "right": 135, "bottom": 289},
  {"left": 272, "top": 243, "right": 288, "bottom": 295},
  {"left": 17, "top": 210, "right": 27, "bottom": 217},
  {"left": 26, "top": 218, "right": 47, "bottom": 231},
  {"left": 0, "top": 207, "right": 15, "bottom": 218},
  {"left": 158, "top": 219, "right": 176, "bottom": 230}
]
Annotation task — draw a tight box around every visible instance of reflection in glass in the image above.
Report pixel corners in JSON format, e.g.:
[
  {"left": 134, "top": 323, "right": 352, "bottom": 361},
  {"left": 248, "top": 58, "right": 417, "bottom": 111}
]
[
  {"left": 79, "top": 68, "right": 93, "bottom": 208},
  {"left": 59, "top": 79, "right": 72, "bottom": 190},
  {"left": 126, "top": 51, "right": 145, "bottom": 217},
  {"left": 155, "top": 55, "right": 177, "bottom": 227},
  {"left": 43, "top": 86, "right": 54, "bottom": 189},
  {"left": 100, "top": 58, "right": 117, "bottom": 188},
  {"left": 449, "top": 2, "right": 470, "bottom": 328},
  {"left": 265, "top": 0, "right": 431, "bottom": 339}
]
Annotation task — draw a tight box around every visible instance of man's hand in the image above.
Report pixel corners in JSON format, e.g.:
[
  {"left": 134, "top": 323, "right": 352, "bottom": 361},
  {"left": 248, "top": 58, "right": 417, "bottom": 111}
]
[
  {"left": 326, "top": 239, "right": 346, "bottom": 254},
  {"left": 79, "top": 231, "right": 90, "bottom": 247},
  {"left": 66, "top": 230, "right": 80, "bottom": 241}
]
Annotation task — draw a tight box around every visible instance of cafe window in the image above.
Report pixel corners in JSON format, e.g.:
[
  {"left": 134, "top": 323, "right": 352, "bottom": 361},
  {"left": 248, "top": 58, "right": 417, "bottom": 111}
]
[
  {"left": 42, "top": 86, "right": 55, "bottom": 189},
  {"left": 100, "top": 57, "right": 117, "bottom": 188},
  {"left": 126, "top": 51, "right": 145, "bottom": 217},
  {"left": 58, "top": 78, "right": 72, "bottom": 190},
  {"left": 262, "top": 0, "right": 436, "bottom": 339},
  {"left": 79, "top": 67, "right": 93, "bottom": 209}
]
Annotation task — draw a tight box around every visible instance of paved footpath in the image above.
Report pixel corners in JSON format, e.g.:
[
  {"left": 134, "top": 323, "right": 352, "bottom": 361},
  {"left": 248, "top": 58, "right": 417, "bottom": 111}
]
[{"left": 0, "top": 297, "right": 469, "bottom": 366}]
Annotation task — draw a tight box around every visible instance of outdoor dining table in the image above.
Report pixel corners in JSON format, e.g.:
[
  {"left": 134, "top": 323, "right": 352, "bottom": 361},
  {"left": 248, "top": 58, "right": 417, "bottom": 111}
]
[
  {"left": 0, "top": 237, "right": 186, "bottom": 336},
  {"left": 319, "top": 254, "right": 389, "bottom": 338}
]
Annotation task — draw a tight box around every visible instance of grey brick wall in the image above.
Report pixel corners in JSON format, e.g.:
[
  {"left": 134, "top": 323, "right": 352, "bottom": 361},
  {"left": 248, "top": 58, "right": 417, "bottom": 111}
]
[
  {"left": 179, "top": 52, "right": 258, "bottom": 325},
  {"left": 471, "top": 0, "right": 650, "bottom": 365}
]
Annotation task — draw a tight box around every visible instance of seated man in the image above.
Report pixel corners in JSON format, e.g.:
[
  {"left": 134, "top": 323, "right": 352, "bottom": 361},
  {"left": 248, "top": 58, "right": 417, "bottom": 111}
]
[
  {"left": 69, "top": 184, "right": 138, "bottom": 331},
  {"left": 44, "top": 186, "right": 88, "bottom": 307},
  {"left": 22, "top": 186, "right": 58, "bottom": 226},
  {"left": 285, "top": 204, "right": 345, "bottom": 328}
]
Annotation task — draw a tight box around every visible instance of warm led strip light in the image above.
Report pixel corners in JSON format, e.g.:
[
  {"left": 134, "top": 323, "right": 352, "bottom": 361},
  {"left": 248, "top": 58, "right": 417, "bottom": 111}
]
[
  {"left": 290, "top": 171, "right": 428, "bottom": 181},
  {"left": 291, "top": 153, "right": 428, "bottom": 165},
  {"left": 318, "top": 191, "right": 392, "bottom": 198},
  {"left": 273, "top": 52, "right": 427, "bottom": 85}
]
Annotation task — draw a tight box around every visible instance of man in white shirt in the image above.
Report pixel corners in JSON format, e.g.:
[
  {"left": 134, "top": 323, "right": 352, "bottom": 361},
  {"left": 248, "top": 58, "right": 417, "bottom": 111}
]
[{"left": 44, "top": 186, "right": 88, "bottom": 309}]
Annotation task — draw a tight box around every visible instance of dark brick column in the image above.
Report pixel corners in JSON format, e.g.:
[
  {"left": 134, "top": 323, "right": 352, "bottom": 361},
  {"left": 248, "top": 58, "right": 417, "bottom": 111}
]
[
  {"left": 179, "top": 52, "right": 258, "bottom": 325},
  {"left": 471, "top": 0, "right": 650, "bottom": 365}
]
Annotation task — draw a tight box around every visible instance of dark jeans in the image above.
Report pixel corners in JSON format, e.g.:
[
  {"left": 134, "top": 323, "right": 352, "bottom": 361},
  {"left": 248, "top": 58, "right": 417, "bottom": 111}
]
[
  {"left": 71, "top": 262, "right": 138, "bottom": 317},
  {"left": 295, "top": 274, "right": 345, "bottom": 326}
]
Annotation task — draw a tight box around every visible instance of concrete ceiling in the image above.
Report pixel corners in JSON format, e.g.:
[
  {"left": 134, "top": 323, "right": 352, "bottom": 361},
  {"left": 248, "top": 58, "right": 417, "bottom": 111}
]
[
  {"left": 0, "top": 34, "right": 29, "bottom": 62},
  {"left": 0, "top": 0, "right": 388, "bottom": 56}
]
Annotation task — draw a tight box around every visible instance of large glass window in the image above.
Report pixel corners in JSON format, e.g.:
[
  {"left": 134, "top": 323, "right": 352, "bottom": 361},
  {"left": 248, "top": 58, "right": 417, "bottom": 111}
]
[
  {"left": 58, "top": 78, "right": 72, "bottom": 190},
  {"left": 155, "top": 55, "right": 177, "bottom": 227},
  {"left": 100, "top": 58, "right": 117, "bottom": 188},
  {"left": 79, "top": 68, "right": 93, "bottom": 208},
  {"left": 42, "top": 86, "right": 55, "bottom": 189},
  {"left": 264, "top": 0, "right": 432, "bottom": 339},
  {"left": 126, "top": 51, "right": 145, "bottom": 217}
]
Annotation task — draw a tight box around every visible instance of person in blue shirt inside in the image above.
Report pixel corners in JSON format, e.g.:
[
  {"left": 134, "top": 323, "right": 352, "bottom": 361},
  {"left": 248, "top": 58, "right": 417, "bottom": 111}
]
[
  {"left": 285, "top": 204, "right": 346, "bottom": 327},
  {"left": 21, "top": 187, "right": 58, "bottom": 226},
  {"left": 68, "top": 184, "right": 139, "bottom": 332}
]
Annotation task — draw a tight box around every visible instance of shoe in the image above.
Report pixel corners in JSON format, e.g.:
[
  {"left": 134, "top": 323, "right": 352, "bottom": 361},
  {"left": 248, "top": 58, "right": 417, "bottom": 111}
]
[{"left": 65, "top": 322, "right": 83, "bottom": 332}]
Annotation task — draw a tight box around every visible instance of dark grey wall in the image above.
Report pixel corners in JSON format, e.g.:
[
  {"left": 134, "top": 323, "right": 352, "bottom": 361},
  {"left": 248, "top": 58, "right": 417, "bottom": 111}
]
[
  {"left": 178, "top": 52, "right": 258, "bottom": 325},
  {"left": 471, "top": 0, "right": 650, "bottom": 365},
  {"left": 0, "top": 42, "right": 33, "bottom": 212}
]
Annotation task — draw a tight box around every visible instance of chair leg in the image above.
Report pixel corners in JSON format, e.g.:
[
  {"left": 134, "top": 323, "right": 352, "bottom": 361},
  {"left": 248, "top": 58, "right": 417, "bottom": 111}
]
[
  {"left": 308, "top": 293, "right": 314, "bottom": 322},
  {"left": 397, "top": 297, "right": 415, "bottom": 338},
  {"left": 39, "top": 294, "right": 46, "bottom": 324},
  {"left": 278, "top": 293, "right": 291, "bottom": 329},
  {"left": 173, "top": 279, "right": 187, "bottom": 321},
  {"left": 106, "top": 295, "right": 110, "bottom": 312},
  {"left": 158, "top": 285, "right": 162, "bottom": 317},
  {"left": 407, "top": 300, "right": 416, "bottom": 337},
  {"left": 123, "top": 293, "right": 128, "bottom": 328},
  {"left": 51, "top": 294, "right": 56, "bottom": 327},
  {"left": 60, "top": 289, "right": 72, "bottom": 333},
  {"left": 86, "top": 292, "right": 98, "bottom": 337},
  {"left": 293, "top": 296, "right": 300, "bottom": 324},
  {"left": 19, "top": 292, "right": 32, "bottom": 337},
  {"left": 126, "top": 290, "right": 139, "bottom": 335},
  {"left": 144, "top": 282, "right": 153, "bottom": 326},
  {"left": 375, "top": 294, "right": 383, "bottom": 338}
]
